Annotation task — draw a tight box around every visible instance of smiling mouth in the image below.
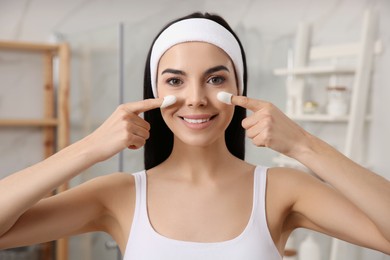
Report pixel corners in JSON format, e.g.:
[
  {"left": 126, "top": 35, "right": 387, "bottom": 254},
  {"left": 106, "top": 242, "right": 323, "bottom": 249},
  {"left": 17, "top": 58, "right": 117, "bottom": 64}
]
[
  {"left": 180, "top": 115, "right": 217, "bottom": 124},
  {"left": 183, "top": 118, "right": 209, "bottom": 124}
]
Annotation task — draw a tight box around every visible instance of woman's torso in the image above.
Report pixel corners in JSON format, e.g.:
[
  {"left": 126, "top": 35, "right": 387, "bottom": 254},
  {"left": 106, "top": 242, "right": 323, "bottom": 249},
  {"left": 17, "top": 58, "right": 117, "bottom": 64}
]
[{"left": 118, "top": 165, "right": 282, "bottom": 260}]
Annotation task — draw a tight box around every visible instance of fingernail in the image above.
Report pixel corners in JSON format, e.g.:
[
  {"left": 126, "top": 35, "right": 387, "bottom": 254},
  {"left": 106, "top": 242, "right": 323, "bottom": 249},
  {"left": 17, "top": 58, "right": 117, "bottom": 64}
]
[
  {"left": 217, "top": 91, "right": 233, "bottom": 105},
  {"left": 160, "top": 95, "right": 177, "bottom": 109}
]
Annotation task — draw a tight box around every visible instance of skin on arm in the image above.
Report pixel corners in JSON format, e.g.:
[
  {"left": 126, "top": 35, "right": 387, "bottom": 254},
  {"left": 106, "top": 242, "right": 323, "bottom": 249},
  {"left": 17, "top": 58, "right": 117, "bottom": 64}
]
[
  {"left": 0, "top": 98, "right": 163, "bottom": 249},
  {"left": 295, "top": 136, "right": 390, "bottom": 243},
  {"left": 0, "top": 172, "right": 135, "bottom": 253},
  {"left": 267, "top": 167, "right": 390, "bottom": 255},
  {"left": 231, "top": 95, "right": 390, "bottom": 254}
]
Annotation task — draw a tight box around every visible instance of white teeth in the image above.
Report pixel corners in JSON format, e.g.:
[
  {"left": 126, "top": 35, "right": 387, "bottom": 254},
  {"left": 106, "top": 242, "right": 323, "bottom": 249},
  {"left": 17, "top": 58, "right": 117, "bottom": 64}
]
[{"left": 183, "top": 118, "right": 210, "bottom": 124}]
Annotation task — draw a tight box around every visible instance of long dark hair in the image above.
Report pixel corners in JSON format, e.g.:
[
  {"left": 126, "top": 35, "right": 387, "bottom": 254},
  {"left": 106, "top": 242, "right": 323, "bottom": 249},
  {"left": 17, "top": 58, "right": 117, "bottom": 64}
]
[{"left": 143, "top": 12, "right": 248, "bottom": 170}]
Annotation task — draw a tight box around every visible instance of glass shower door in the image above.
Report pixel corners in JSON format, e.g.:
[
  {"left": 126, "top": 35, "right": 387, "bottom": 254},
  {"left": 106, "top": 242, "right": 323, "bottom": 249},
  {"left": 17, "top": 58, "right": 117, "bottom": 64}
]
[
  {"left": 64, "top": 17, "right": 168, "bottom": 260},
  {"left": 66, "top": 24, "right": 121, "bottom": 260}
]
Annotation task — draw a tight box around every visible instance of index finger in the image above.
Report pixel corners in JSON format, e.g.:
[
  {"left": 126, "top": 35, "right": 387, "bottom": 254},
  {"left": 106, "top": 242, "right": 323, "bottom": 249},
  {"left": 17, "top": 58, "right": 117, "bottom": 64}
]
[
  {"left": 123, "top": 98, "right": 164, "bottom": 115},
  {"left": 231, "top": 95, "right": 265, "bottom": 112}
]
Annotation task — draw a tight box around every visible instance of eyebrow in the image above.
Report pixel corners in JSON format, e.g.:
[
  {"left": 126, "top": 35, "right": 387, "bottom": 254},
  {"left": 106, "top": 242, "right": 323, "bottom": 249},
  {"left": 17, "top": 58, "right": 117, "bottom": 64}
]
[
  {"left": 161, "top": 68, "right": 186, "bottom": 76},
  {"left": 204, "top": 65, "right": 230, "bottom": 75},
  {"left": 161, "top": 65, "right": 230, "bottom": 76}
]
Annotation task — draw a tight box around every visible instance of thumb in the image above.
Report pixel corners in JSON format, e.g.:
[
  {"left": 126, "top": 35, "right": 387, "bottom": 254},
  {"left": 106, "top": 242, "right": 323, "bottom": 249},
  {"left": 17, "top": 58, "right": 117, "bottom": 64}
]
[{"left": 231, "top": 95, "right": 265, "bottom": 112}]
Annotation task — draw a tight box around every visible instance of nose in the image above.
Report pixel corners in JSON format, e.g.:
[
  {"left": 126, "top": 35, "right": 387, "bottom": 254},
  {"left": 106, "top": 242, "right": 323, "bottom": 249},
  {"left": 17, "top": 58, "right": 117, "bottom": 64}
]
[{"left": 185, "top": 83, "right": 207, "bottom": 108}]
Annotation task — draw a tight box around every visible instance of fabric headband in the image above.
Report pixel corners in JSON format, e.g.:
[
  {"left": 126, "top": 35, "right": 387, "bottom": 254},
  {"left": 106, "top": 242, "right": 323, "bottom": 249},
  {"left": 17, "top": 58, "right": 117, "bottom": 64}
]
[{"left": 150, "top": 18, "right": 244, "bottom": 98}]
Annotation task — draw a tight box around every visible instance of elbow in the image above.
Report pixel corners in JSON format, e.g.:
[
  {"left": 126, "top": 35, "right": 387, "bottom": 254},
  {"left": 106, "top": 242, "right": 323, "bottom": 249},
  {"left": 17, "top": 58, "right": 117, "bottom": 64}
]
[
  {"left": 374, "top": 239, "right": 390, "bottom": 256},
  {"left": 0, "top": 223, "right": 17, "bottom": 250},
  {"left": 380, "top": 248, "right": 390, "bottom": 256},
  {"left": 0, "top": 234, "right": 9, "bottom": 250},
  {"left": 0, "top": 231, "right": 19, "bottom": 251},
  {"left": 384, "top": 241, "right": 390, "bottom": 255}
]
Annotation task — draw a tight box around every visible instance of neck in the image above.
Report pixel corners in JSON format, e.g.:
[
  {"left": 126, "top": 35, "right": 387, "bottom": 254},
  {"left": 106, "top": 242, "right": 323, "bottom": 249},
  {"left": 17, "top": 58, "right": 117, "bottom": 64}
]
[{"left": 161, "top": 137, "right": 240, "bottom": 181}]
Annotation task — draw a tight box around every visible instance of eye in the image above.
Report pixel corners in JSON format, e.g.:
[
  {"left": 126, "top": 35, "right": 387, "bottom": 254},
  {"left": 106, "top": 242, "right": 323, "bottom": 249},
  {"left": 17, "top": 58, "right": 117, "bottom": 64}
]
[
  {"left": 207, "top": 76, "right": 225, "bottom": 85},
  {"left": 167, "top": 78, "right": 183, "bottom": 86}
]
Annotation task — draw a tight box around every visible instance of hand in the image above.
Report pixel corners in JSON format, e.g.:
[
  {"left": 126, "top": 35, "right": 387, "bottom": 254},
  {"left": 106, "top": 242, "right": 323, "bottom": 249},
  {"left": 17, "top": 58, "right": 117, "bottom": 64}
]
[
  {"left": 85, "top": 98, "right": 163, "bottom": 162},
  {"left": 231, "top": 96, "right": 310, "bottom": 157}
]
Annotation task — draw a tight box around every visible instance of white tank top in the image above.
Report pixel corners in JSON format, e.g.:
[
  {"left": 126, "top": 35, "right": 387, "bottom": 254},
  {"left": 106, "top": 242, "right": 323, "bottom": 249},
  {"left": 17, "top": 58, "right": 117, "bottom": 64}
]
[{"left": 123, "top": 166, "right": 281, "bottom": 260}]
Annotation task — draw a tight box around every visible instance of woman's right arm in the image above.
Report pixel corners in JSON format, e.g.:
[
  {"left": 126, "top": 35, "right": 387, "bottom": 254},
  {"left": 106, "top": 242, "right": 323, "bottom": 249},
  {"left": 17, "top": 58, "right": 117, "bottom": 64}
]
[
  {"left": 0, "top": 98, "right": 163, "bottom": 245},
  {"left": 0, "top": 137, "right": 98, "bottom": 238}
]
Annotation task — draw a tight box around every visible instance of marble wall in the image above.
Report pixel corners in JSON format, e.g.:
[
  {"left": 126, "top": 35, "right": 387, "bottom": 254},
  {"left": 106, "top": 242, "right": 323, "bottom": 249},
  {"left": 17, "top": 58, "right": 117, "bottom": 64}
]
[{"left": 0, "top": 0, "right": 389, "bottom": 259}]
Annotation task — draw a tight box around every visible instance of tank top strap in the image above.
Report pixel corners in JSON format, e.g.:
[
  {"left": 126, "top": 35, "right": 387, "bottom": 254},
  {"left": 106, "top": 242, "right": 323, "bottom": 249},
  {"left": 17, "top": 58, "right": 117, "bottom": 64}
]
[
  {"left": 130, "top": 170, "right": 149, "bottom": 231},
  {"left": 253, "top": 165, "right": 268, "bottom": 207},
  {"left": 254, "top": 165, "right": 279, "bottom": 255},
  {"left": 254, "top": 165, "right": 268, "bottom": 210},
  {"left": 252, "top": 166, "right": 265, "bottom": 226}
]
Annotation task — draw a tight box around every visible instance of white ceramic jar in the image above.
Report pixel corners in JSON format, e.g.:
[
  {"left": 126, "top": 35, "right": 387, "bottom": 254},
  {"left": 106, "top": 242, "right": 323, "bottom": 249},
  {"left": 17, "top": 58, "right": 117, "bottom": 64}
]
[{"left": 326, "top": 86, "right": 348, "bottom": 116}]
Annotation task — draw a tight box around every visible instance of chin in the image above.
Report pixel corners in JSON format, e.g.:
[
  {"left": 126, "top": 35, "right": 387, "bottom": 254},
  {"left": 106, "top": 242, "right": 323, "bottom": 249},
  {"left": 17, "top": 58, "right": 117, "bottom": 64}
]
[{"left": 174, "top": 134, "right": 224, "bottom": 149}]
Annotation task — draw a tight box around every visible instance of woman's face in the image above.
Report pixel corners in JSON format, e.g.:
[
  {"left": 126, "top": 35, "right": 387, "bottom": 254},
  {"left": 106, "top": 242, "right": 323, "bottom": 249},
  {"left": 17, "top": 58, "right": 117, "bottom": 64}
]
[{"left": 156, "top": 42, "right": 238, "bottom": 147}]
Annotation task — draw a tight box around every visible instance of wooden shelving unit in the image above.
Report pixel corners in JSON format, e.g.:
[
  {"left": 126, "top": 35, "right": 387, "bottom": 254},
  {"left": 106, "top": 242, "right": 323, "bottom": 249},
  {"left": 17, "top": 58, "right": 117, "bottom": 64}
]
[
  {"left": 0, "top": 40, "right": 70, "bottom": 260},
  {"left": 0, "top": 119, "right": 59, "bottom": 126}
]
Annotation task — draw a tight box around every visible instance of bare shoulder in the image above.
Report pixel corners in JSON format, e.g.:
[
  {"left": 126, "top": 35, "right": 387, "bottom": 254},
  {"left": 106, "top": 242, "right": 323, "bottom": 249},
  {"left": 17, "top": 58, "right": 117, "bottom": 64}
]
[
  {"left": 266, "top": 166, "right": 338, "bottom": 231},
  {"left": 265, "top": 167, "right": 321, "bottom": 242},
  {"left": 85, "top": 172, "right": 137, "bottom": 249},
  {"left": 66, "top": 172, "right": 136, "bottom": 223},
  {"left": 266, "top": 167, "right": 324, "bottom": 207},
  {"left": 265, "top": 167, "right": 304, "bottom": 212},
  {"left": 267, "top": 167, "right": 320, "bottom": 192},
  {"left": 95, "top": 172, "right": 135, "bottom": 189},
  {"left": 90, "top": 172, "right": 136, "bottom": 207},
  {"left": 0, "top": 172, "right": 137, "bottom": 250}
]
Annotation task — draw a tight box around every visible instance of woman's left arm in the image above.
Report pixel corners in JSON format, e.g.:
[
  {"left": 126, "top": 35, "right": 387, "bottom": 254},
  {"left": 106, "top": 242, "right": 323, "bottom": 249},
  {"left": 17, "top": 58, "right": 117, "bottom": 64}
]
[
  {"left": 294, "top": 129, "right": 390, "bottom": 243},
  {"left": 231, "top": 96, "right": 390, "bottom": 250}
]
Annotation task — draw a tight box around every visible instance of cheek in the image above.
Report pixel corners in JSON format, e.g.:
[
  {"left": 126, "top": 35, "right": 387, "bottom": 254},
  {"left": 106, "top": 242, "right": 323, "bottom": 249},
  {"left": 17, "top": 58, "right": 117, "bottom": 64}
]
[
  {"left": 212, "top": 100, "right": 235, "bottom": 124},
  {"left": 159, "top": 107, "right": 179, "bottom": 131},
  {"left": 224, "top": 106, "right": 236, "bottom": 123},
  {"left": 160, "top": 108, "right": 173, "bottom": 121},
  {"left": 157, "top": 86, "right": 169, "bottom": 98}
]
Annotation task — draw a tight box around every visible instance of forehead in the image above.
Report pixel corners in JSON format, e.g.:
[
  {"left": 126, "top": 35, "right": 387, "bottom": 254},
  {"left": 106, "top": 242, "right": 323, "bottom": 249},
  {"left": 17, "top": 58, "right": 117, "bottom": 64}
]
[{"left": 158, "top": 42, "right": 234, "bottom": 70}]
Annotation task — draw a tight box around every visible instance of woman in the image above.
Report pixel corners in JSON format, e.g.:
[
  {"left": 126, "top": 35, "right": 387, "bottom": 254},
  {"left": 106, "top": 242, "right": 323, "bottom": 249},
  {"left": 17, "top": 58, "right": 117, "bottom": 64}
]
[{"left": 0, "top": 12, "right": 389, "bottom": 259}]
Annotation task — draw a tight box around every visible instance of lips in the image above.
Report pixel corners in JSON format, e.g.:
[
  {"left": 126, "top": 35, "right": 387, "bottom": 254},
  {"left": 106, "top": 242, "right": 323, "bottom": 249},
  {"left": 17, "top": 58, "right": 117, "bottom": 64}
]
[{"left": 179, "top": 114, "right": 217, "bottom": 129}]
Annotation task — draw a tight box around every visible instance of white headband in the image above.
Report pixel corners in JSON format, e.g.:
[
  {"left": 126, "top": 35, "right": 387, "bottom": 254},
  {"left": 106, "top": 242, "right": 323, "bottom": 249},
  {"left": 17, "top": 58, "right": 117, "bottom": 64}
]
[{"left": 150, "top": 18, "right": 244, "bottom": 97}]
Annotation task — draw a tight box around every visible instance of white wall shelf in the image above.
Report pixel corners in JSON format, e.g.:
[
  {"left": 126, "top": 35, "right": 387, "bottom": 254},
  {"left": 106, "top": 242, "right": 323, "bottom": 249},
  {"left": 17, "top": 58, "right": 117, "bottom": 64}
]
[
  {"left": 272, "top": 10, "right": 381, "bottom": 260},
  {"left": 274, "top": 66, "right": 356, "bottom": 76},
  {"left": 287, "top": 113, "right": 371, "bottom": 122},
  {"left": 273, "top": 10, "right": 379, "bottom": 163}
]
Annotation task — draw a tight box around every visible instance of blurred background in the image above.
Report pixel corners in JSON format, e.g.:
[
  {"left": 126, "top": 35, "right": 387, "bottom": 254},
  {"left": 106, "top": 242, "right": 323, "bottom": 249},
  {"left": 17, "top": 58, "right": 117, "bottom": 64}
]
[{"left": 0, "top": 0, "right": 389, "bottom": 259}]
